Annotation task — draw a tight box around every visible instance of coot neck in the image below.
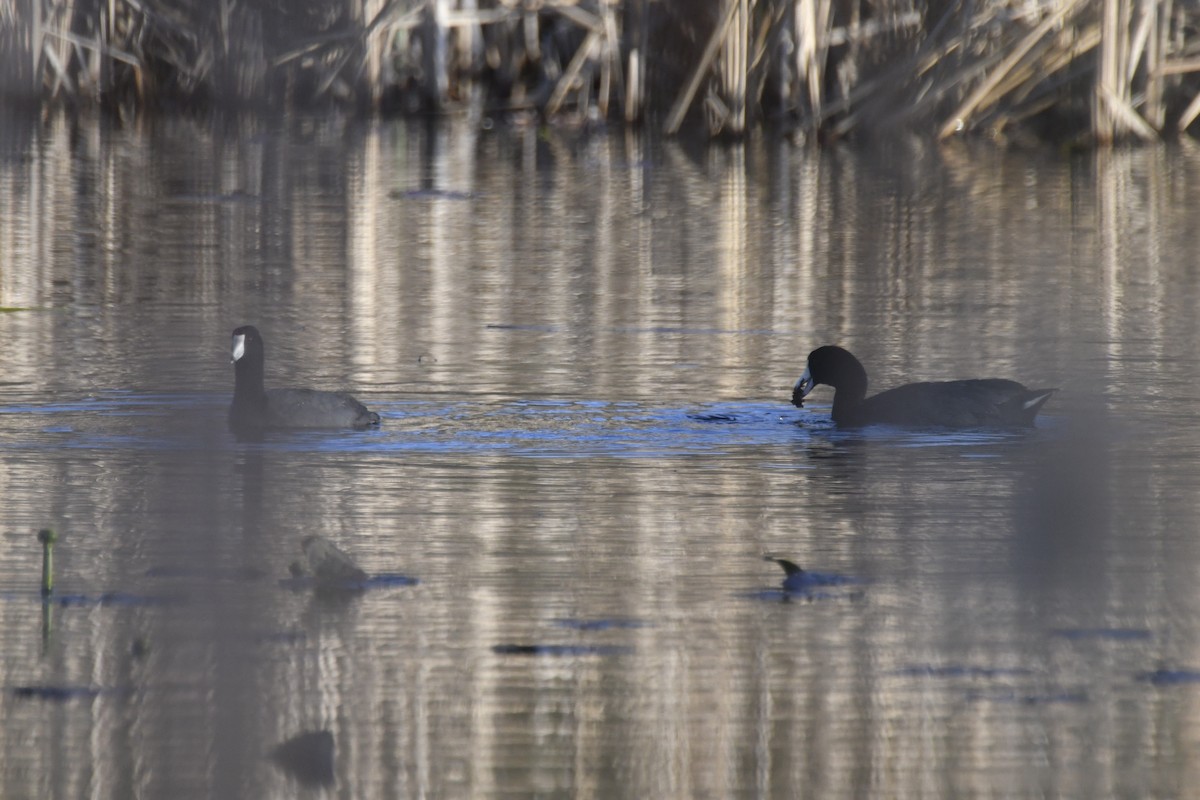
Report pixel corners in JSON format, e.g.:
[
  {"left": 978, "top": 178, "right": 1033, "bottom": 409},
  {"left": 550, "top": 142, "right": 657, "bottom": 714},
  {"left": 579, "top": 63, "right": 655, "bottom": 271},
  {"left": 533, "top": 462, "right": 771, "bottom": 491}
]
[
  {"left": 233, "top": 356, "right": 267, "bottom": 406},
  {"left": 830, "top": 362, "right": 868, "bottom": 425}
]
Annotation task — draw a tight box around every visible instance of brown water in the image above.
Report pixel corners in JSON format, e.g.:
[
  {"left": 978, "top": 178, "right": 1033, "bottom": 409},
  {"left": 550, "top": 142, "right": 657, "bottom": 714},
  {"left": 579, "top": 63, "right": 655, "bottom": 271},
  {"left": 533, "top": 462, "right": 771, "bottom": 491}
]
[{"left": 2, "top": 112, "right": 1200, "bottom": 798}]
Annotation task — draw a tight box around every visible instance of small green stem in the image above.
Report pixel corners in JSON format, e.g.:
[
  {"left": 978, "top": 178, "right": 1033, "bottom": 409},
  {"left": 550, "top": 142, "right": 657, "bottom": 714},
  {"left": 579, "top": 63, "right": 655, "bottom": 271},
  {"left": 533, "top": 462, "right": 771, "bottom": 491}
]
[{"left": 38, "top": 529, "right": 57, "bottom": 596}]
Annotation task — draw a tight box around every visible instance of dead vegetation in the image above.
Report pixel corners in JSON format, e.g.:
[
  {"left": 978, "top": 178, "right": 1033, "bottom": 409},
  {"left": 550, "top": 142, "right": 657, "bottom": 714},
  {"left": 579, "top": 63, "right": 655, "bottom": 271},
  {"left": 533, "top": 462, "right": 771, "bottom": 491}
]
[{"left": 4, "top": 0, "right": 1200, "bottom": 144}]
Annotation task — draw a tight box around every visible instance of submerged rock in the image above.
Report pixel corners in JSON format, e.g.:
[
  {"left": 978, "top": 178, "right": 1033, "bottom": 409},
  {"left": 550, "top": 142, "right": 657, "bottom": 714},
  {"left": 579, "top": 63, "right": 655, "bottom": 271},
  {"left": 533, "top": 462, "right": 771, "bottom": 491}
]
[
  {"left": 280, "top": 535, "right": 417, "bottom": 593},
  {"left": 301, "top": 535, "right": 368, "bottom": 587},
  {"left": 270, "top": 729, "right": 335, "bottom": 787}
]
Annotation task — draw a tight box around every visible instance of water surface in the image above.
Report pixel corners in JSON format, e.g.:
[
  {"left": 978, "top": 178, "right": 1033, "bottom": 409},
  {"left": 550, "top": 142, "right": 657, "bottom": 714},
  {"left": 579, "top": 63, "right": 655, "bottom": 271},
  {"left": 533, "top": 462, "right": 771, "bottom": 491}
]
[{"left": 2, "top": 113, "right": 1200, "bottom": 798}]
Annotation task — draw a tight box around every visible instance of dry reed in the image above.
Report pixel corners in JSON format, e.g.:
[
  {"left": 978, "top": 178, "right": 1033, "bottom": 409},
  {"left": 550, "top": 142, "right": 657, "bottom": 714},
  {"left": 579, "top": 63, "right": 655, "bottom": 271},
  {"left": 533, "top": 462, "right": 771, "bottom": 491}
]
[{"left": 5, "top": 0, "right": 1200, "bottom": 144}]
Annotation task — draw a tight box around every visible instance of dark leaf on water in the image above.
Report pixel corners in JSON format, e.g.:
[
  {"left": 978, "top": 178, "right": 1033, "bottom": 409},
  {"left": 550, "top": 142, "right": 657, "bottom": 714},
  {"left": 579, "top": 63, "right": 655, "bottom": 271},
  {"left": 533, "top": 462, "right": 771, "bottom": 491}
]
[
  {"left": 1136, "top": 669, "right": 1200, "bottom": 686},
  {"left": 12, "top": 685, "right": 100, "bottom": 701},
  {"left": 492, "top": 643, "right": 634, "bottom": 657}
]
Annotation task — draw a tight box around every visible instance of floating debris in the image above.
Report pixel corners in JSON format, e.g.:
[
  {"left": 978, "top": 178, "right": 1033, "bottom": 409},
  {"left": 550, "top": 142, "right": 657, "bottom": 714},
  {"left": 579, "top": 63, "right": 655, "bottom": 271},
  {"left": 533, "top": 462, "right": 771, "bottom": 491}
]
[
  {"left": 130, "top": 638, "right": 150, "bottom": 660},
  {"left": 270, "top": 730, "right": 335, "bottom": 788},
  {"left": 492, "top": 644, "right": 634, "bottom": 657},
  {"left": 280, "top": 535, "right": 417, "bottom": 593},
  {"left": 1135, "top": 668, "right": 1200, "bottom": 686},
  {"left": 12, "top": 685, "right": 101, "bottom": 701},
  {"left": 10, "top": 685, "right": 132, "bottom": 702}
]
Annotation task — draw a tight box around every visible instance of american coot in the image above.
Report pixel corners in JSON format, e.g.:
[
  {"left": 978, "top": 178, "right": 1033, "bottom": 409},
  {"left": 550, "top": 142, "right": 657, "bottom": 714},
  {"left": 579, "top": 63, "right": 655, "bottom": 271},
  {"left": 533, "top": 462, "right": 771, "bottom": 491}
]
[
  {"left": 792, "top": 345, "right": 1055, "bottom": 428},
  {"left": 229, "top": 325, "right": 380, "bottom": 431},
  {"left": 764, "top": 556, "right": 856, "bottom": 592}
]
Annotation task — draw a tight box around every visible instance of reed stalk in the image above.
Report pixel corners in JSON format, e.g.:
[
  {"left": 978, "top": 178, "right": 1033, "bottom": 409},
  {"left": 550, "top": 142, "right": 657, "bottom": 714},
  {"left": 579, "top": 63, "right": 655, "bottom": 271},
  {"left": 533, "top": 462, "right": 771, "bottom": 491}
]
[
  {"left": 7, "top": 0, "right": 1200, "bottom": 145},
  {"left": 664, "top": 0, "right": 740, "bottom": 135}
]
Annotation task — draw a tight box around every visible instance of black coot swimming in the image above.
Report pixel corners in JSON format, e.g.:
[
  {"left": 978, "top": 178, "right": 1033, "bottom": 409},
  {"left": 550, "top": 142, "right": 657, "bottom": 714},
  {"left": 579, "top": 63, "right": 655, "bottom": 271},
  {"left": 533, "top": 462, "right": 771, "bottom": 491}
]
[
  {"left": 229, "top": 325, "right": 380, "bottom": 431},
  {"left": 766, "top": 557, "right": 853, "bottom": 593},
  {"left": 792, "top": 345, "right": 1055, "bottom": 428}
]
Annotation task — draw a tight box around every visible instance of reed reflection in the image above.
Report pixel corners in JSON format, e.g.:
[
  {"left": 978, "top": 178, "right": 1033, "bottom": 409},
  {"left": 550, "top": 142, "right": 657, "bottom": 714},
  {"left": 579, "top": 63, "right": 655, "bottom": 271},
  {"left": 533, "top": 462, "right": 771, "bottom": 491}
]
[{"left": 1, "top": 114, "right": 1200, "bottom": 797}]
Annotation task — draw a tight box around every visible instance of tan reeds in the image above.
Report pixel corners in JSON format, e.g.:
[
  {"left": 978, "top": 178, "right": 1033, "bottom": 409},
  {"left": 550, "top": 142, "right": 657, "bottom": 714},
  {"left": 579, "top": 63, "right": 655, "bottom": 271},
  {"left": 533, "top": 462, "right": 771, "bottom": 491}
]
[
  {"left": 794, "top": 0, "right": 833, "bottom": 121},
  {"left": 936, "top": 1, "right": 1088, "bottom": 140},
  {"left": 933, "top": 0, "right": 1189, "bottom": 143},
  {"left": 10, "top": 0, "right": 1200, "bottom": 145},
  {"left": 545, "top": 4, "right": 609, "bottom": 117},
  {"left": 664, "top": 0, "right": 740, "bottom": 135}
]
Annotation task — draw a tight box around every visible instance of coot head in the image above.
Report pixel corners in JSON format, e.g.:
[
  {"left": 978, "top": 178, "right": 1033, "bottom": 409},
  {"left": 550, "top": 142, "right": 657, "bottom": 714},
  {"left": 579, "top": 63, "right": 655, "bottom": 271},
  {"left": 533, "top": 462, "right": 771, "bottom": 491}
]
[
  {"left": 792, "top": 345, "right": 867, "bottom": 408},
  {"left": 231, "top": 325, "right": 264, "bottom": 366}
]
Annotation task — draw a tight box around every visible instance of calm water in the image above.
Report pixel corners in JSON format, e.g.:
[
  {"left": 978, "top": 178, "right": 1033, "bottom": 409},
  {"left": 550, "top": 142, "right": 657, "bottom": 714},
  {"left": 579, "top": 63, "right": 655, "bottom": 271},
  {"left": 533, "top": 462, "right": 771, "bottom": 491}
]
[{"left": 3, "top": 112, "right": 1200, "bottom": 798}]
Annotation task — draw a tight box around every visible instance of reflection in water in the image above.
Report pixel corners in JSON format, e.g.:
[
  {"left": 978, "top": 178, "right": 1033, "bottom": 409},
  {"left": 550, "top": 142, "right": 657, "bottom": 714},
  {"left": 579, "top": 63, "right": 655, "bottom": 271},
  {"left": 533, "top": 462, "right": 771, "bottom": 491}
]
[{"left": 2, "top": 113, "right": 1200, "bottom": 796}]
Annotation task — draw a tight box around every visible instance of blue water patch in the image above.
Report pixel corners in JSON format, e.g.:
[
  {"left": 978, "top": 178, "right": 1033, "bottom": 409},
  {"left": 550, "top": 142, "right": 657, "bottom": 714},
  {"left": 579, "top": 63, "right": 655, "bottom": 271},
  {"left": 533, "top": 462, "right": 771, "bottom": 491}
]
[
  {"left": 688, "top": 413, "right": 740, "bottom": 423},
  {"left": 52, "top": 592, "right": 180, "bottom": 608},
  {"left": 277, "top": 573, "right": 418, "bottom": 592},
  {"left": 0, "top": 393, "right": 211, "bottom": 416},
  {"left": 551, "top": 617, "right": 652, "bottom": 632},
  {"left": 365, "top": 574, "right": 420, "bottom": 588},
  {"left": 741, "top": 587, "right": 864, "bottom": 603},
  {"left": 893, "top": 430, "right": 1033, "bottom": 448},
  {"left": 0, "top": 392, "right": 1051, "bottom": 461},
  {"left": 1051, "top": 628, "right": 1152, "bottom": 641},
  {"left": 354, "top": 400, "right": 799, "bottom": 458},
  {"left": 0, "top": 589, "right": 181, "bottom": 607},
  {"left": 0, "top": 393, "right": 227, "bottom": 453},
  {"left": 781, "top": 571, "right": 859, "bottom": 591},
  {"left": 965, "top": 689, "right": 1089, "bottom": 705}
]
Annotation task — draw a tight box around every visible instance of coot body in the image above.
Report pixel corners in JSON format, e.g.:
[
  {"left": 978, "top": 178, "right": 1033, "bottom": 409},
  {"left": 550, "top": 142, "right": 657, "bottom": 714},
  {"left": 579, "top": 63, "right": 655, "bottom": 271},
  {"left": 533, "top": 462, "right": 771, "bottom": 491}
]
[
  {"left": 229, "top": 325, "right": 380, "bottom": 432},
  {"left": 793, "top": 345, "right": 1054, "bottom": 428}
]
